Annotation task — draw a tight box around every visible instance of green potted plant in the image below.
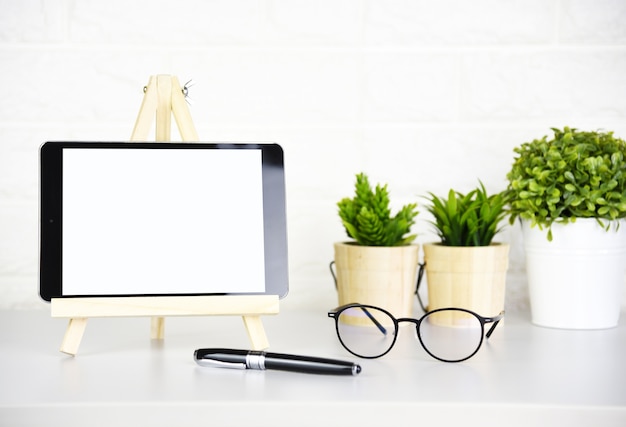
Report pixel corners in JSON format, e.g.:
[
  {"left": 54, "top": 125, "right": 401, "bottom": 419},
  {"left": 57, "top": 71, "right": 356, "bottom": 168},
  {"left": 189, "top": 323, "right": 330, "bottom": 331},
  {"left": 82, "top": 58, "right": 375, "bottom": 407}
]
[
  {"left": 421, "top": 182, "right": 510, "bottom": 325},
  {"left": 332, "top": 172, "right": 419, "bottom": 318},
  {"left": 506, "top": 126, "right": 626, "bottom": 329}
]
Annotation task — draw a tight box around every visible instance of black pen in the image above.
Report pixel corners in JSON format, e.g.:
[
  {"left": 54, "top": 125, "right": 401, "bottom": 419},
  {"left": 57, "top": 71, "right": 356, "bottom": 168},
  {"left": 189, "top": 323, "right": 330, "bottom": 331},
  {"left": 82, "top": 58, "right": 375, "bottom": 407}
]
[{"left": 194, "top": 348, "right": 361, "bottom": 376}]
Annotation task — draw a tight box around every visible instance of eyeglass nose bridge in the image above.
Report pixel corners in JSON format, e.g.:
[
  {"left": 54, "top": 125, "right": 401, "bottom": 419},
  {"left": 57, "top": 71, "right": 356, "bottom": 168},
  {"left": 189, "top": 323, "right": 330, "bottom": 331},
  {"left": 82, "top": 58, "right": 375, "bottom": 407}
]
[
  {"left": 395, "top": 316, "right": 421, "bottom": 327},
  {"left": 394, "top": 317, "right": 422, "bottom": 342}
]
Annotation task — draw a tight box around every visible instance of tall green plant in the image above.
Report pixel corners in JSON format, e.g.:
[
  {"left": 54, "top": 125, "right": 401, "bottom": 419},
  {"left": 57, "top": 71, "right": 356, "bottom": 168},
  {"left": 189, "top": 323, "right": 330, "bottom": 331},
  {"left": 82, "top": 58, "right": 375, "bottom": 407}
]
[
  {"left": 506, "top": 127, "right": 626, "bottom": 240},
  {"left": 425, "top": 182, "right": 508, "bottom": 247},
  {"left": 338, "top": 172, "right": 418, "bottom": 246}
]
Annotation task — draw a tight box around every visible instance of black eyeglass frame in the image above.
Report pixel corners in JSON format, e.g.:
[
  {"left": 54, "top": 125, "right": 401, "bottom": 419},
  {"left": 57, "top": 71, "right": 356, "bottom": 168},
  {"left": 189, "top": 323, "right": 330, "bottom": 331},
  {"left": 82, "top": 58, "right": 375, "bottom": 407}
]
[{"left": 328, "top": 303, "right": 504, "bottom": 363}]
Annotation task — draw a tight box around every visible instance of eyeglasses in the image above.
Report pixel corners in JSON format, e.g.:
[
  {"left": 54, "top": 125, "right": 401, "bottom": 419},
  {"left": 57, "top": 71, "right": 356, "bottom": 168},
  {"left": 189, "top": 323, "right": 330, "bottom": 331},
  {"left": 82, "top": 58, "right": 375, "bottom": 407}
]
[{"left": 328, "top": 303, "right": 504, "bottom": 363}]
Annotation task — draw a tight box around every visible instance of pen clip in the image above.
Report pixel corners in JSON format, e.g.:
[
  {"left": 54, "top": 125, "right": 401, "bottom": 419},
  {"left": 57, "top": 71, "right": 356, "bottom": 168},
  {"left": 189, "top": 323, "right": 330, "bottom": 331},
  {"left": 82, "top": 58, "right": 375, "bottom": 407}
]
[{"left": 195, "top": 358, "right": 247, "bottom": 370}]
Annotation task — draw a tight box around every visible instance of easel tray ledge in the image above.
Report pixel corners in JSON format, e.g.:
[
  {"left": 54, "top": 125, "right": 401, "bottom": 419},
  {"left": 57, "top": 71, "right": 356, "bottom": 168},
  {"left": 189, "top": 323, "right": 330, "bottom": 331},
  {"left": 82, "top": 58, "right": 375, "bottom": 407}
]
[{"left": 51, "top": 295, "right": 280, "bottom": 318}]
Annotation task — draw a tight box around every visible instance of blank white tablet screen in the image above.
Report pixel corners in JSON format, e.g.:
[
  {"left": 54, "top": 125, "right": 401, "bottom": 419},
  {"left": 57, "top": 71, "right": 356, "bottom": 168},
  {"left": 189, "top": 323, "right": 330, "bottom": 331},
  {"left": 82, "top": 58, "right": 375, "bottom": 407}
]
[{"left": 62, "top": 148, "right": 266, "bottom": 296}]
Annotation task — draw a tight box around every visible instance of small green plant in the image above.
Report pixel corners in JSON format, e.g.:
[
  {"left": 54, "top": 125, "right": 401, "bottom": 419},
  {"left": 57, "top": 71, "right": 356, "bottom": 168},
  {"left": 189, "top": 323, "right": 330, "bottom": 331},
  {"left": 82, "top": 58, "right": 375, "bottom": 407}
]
[
  {"left": 506, "top": 127, "right": 626, "bottom": 240},
  {"left": 425, "top": 182, "right": 508, "bottom": 247},
  {"left": 338, "top": 172, "right": 418, "bottom": 246}
]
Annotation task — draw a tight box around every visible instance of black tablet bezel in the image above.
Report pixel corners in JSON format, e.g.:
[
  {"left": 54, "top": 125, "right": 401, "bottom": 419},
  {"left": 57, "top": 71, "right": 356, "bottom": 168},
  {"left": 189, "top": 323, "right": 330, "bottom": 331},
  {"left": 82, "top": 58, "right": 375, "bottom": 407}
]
[{"left": 39, "top": 141, "right": 289, "bottom": 301}]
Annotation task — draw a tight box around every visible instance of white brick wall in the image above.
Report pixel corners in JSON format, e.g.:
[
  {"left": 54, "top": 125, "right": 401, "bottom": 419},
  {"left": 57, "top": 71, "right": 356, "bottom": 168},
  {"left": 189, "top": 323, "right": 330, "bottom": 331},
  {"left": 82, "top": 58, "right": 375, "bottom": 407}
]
[{"left": 1, "top": 0, "right": 625, "bottom": 311}]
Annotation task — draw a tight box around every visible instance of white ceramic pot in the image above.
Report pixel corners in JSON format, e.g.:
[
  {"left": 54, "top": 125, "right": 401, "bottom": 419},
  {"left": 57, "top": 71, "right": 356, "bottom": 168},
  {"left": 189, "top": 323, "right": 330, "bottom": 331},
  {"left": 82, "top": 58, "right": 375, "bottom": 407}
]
[{"left": 522, "top": 218, "right": 626, "bottom": 329}]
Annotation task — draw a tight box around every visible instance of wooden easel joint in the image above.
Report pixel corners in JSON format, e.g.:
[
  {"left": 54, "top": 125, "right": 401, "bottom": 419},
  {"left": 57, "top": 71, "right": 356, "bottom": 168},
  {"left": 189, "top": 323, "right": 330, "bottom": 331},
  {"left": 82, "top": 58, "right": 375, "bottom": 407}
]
[{"left": 130, "top": 75, "right": 199, "bottom": 143}]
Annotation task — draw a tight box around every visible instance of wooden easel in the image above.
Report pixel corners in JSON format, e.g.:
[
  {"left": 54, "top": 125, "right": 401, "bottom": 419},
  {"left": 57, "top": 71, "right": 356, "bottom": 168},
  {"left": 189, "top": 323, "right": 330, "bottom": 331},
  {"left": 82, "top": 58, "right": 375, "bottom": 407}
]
[{"left": 51, "top": 75, "right": 279, "bottom": 356}]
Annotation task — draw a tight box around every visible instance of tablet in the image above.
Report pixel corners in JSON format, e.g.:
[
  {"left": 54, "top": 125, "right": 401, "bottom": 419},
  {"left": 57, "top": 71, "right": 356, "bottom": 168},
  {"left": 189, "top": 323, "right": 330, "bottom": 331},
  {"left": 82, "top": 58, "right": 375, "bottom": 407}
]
[{"left": 39, "top": 141, "right": 288, "bottom": 301}]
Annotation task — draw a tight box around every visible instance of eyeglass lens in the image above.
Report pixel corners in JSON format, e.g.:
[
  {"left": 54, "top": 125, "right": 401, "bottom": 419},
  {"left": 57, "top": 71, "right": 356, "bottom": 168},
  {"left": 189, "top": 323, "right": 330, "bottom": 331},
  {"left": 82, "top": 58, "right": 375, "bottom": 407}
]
[
  {"left": 418, "top": 310, "right": 483, "bottom": 362},
  {"left": 335, "top": 306, "right": 484, "bottom": 362},
  {"left": 335, "top": 306, "right": 397, "bottom": 358}
]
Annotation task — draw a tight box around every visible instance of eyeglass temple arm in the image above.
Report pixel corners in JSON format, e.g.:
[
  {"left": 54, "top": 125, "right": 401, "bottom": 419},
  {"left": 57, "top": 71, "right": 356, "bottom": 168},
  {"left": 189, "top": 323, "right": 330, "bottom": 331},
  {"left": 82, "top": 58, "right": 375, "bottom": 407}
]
[
  {"left": 359, "top": 306, "right": 388, "bottom": 335},
  {"left": 330, "top": 265, "right": 387, "bottom": 335},
  {"left": 415, "top": 263, "right": 428, "bottom": 312},
  {"left": 329, "top": 261, "right": 337, "bottom": 289},
  {"left": 485, "top": 311, "right": 505, "bottom": 339},
  {"left": 329, "top": 304, "right": 389, "bottom": 335}
]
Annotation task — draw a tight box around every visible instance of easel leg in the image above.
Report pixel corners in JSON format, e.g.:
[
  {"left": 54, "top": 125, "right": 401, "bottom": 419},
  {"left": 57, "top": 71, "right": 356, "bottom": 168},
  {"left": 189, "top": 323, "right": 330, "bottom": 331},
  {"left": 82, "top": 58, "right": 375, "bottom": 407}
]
[
  {"left": 171, "top": 76, "right": 199, "bottom": 141},
  {"left": 155, "top": 75, "right": 172, "bottom": 141},
  {"left": 130, "top": 76, "right": 157, "bottom": 141},
  {"left": 242, "top": 315, "right": 270, "bottom": 350},
  {"left": 60, "top": 318, "right": 88, "bottom": 356},
  {"left": 151, "top": 316, "right": 165, "bottom": 340}
]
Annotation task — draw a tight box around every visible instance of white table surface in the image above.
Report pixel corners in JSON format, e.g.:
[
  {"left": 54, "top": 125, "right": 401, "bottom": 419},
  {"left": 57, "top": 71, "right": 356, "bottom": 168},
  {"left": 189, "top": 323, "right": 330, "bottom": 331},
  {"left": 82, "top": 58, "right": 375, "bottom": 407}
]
[{"left": 1, "top": 305, "right": 625, "bottom": 427}]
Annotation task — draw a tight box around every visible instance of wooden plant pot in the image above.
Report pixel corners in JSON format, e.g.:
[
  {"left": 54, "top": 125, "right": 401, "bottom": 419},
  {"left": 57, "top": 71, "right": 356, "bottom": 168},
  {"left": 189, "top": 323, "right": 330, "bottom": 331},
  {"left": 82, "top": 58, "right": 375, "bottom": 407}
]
[
  {"left": 422, "top": 243, "right": 509, "bottom": 326},
  {"left": 333, "top": 242, "right": 419, "bottom": 319}
]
